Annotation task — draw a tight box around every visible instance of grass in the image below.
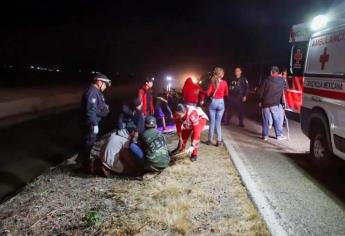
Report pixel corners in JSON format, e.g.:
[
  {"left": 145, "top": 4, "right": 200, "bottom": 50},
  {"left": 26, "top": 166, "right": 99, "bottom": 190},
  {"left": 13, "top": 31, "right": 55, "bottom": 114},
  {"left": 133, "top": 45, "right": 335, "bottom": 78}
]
[{"left": 0, "top": 133, "right": 269, "bottom": 236}]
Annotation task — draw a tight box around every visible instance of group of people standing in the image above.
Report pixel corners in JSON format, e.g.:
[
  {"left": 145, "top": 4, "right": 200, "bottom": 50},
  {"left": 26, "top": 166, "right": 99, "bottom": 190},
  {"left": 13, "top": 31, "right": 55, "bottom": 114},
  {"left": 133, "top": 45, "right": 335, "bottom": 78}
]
[
  {"left": 77, "top": 65, "right": 287, "bottom": 176},
  {"left": 180, "top": 67, "right": 248, "bottom": 146}
]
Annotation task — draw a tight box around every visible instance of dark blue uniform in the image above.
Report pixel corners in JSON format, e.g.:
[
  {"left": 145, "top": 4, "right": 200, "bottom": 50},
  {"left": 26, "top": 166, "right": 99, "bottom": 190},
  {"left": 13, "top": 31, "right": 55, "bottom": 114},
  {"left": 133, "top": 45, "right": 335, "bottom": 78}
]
[
  {"left": 79, "top": 85, "right": 109, "bottom": 164},
  {"left": 224, "top": 77, "right": 248, "bottom": 126},
  {"left": 117, "top": 103, "right": 145, "bottom": 134}
]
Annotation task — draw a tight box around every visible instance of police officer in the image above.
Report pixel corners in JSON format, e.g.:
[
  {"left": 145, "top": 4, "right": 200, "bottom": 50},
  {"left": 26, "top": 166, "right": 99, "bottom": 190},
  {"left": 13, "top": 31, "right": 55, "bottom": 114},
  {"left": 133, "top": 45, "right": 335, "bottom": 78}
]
[
  {"left": 78, "top": 73, "right": 111, "bottom": 171},
  {"left": 224, "top": 67, "right": 248, "bottom": 127}
]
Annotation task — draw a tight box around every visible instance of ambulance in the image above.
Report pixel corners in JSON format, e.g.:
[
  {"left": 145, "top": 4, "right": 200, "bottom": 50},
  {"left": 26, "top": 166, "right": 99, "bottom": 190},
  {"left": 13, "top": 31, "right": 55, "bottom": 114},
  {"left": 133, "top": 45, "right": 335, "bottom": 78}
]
[
  {"left": 285, "top": 23, "right": 312, "bottom": 113},
  {"left": 300, "top": 16, "right": 345, "bottom": 165}
]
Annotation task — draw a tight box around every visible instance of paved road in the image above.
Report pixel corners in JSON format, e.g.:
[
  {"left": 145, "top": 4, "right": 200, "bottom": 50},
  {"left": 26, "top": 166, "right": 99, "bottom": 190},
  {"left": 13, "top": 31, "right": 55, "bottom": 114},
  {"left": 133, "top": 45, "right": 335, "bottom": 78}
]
[{"left": 223, "top": 111, "right": 345, "bottom": 235}]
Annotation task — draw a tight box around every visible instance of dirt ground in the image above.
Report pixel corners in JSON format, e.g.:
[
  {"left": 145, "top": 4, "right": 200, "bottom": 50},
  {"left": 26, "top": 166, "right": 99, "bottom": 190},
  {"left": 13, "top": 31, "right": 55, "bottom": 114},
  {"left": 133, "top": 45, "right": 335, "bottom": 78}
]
[{"left": 0, "top": 133, "right": 269, "bottom": 236}]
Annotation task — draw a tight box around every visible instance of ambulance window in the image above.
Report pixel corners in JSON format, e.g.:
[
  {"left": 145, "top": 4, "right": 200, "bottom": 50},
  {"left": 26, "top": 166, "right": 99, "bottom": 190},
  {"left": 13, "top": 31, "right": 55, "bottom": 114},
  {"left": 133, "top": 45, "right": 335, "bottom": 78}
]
[{"left": 289, "top": 42, "right": 308, "bottom": 76}]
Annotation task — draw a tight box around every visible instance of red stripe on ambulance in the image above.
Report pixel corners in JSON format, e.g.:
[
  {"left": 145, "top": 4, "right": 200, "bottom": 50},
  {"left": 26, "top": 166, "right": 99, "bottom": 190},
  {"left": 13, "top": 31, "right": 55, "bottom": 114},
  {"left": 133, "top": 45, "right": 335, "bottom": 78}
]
[{"left": 304, "top": 87, "right": 345, "bottom": 101}]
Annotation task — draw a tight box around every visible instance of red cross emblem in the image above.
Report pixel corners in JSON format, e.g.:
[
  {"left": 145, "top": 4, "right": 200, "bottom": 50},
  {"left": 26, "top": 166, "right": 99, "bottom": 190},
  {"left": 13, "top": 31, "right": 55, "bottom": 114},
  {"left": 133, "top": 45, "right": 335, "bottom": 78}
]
[
  {"left": 319, "top": 47, "right": 329, "bottom": 70},
  {"left": 294, "top": 49, "right": 303, "bottom": 64}
]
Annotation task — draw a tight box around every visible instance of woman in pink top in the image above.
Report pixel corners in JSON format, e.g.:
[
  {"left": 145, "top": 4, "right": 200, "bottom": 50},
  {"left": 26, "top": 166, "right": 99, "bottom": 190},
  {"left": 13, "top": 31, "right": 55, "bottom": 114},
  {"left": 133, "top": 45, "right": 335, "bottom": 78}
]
[{"left": 206, "top": 67, "right": 228, "bottom": 146}]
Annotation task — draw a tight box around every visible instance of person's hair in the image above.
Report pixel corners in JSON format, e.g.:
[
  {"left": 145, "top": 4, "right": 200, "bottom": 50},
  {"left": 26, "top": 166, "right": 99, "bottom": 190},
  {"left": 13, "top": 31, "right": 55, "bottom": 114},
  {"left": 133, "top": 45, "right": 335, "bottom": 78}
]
[
  {"left": 270, "top": 66, "right": 280, "bottom": 74},
  {"left": 126, "top": 125, "right": 137, "bottom": 134},
  {"left": 145, "top": 78, "right": 154, "bottom": 84},
  {"left": 176, "top": 104, "right": 186, "bottom": 113},
  {"left": 212, "top": 67, "right": 224, "bottom": 87}
]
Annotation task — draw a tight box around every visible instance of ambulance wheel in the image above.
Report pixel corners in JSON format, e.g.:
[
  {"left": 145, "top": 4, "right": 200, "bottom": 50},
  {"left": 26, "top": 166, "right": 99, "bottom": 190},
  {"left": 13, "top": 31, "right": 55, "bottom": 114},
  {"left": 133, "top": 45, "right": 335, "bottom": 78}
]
[{"left": 310, "top": 124, "right": 334, "bottom": 169}]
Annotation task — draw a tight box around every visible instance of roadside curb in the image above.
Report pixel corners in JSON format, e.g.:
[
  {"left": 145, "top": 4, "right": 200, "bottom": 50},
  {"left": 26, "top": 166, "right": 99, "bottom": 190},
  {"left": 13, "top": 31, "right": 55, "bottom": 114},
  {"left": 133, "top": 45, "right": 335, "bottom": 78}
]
[{"left": 223, "top": 132, "right": 288, "bottom": 236}]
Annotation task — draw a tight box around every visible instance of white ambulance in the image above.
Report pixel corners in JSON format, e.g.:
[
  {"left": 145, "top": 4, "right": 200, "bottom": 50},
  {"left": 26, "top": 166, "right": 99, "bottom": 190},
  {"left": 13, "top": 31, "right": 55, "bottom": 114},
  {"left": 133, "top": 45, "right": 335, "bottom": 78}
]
[{"left": 301, "top": 17, "right": 345, "bottom": 166}]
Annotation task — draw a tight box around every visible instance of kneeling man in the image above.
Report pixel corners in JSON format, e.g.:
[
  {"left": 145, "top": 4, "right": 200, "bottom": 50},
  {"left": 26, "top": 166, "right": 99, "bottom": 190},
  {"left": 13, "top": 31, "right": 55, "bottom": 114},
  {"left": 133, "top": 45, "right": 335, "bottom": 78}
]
[
  {"left": 173, "top": 104, "right": 208, "bottom": 162},
  {"left": 129, "top": 116, "right": 171, "bottom": 171}
]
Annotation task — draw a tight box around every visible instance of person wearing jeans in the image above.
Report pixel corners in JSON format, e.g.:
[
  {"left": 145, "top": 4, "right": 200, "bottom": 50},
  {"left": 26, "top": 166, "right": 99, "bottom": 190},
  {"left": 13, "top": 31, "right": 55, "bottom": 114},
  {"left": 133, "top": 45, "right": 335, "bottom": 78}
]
[
  {"left": 208, "top": 99, "right": 225, "bottom": 145},
  {"left": 206, "top": 67, "right": 228, "bottom": 146},
  {"left": 262, "top": 105, "right": 283, "bottom": 139},
  {"left": 259, "top": 66, "right": 287, "bottom": 141}
]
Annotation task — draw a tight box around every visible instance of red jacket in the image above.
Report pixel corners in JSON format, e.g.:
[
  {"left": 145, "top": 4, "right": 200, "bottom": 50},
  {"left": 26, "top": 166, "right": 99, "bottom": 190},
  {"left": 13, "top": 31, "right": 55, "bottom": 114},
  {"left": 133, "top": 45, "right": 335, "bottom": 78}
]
[
  {"left": 207, "top": 80, "right": 228, "bottom": 99},
  {"left": 174, "top": 106, "right": 208, "bottom": 136},
  {"left": 182, "top": 78, "right": 204, "bottom": 104},
  {"left": 138, "top": 85, "right": 154, "bottom": 115}
]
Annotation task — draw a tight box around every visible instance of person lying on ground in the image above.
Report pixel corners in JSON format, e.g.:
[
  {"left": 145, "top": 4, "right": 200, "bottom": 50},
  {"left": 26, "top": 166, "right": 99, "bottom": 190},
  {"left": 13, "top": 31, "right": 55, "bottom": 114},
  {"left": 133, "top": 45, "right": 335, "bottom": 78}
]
[
  {"left": 118, "top": 97, "right": 145, "bottom": 134},
  {"left": 129, "top": 116, "right": 171, "bottom": 171},
  {"left": 90, "top": 124, "right": 144, "bottom": 177},
  {"left": 172, "top": 103, "right": 208, "bottom": 162},
  {"left": 154, "top": 90, "right": 174, "bottom": 132}
]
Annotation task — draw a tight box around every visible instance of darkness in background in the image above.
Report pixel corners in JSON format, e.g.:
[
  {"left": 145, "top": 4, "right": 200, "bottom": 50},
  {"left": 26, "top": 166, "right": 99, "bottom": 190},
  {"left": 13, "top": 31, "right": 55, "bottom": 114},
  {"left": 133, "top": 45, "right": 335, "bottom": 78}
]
[{"left": 0, "top": 0, "right": 337, "bottom": 83}]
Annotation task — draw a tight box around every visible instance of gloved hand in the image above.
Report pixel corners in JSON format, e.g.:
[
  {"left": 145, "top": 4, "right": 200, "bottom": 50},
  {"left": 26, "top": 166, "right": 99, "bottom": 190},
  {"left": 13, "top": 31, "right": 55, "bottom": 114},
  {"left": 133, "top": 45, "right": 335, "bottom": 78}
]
[
  {"left": 93, "top": 125, "right": 99, "bottom": 134},
  {"left": 186, "top": 145, "right": 195, "bottom": 156}
]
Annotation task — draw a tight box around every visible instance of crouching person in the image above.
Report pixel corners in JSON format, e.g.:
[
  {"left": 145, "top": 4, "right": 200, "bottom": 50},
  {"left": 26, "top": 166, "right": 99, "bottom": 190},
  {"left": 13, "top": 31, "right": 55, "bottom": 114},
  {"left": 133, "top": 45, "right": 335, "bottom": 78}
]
[
  {"left": 91, "top": 125, "right": 143, "bottom": 177},
  {"left": 129, "top": 116, "right": 171, "bottom": 171},
  {"left": 173, "top": 104, "right": 208, "bottom": 162}
]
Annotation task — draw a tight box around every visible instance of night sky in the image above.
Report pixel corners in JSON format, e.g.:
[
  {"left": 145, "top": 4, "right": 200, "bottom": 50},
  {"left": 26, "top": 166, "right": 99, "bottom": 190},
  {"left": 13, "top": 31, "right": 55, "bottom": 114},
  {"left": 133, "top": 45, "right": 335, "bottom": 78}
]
[{"left": 0, "top": 0, "right": 338, "bottom": 75}]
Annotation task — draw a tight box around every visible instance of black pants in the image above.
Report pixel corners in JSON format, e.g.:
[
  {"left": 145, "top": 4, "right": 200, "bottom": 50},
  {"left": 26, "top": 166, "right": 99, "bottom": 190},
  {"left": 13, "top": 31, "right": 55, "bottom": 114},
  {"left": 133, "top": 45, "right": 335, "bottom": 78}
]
[
  {"left": 224, "top": 98, "right": 244, "bottom": 125},
  {"left": 77, "top": 124, "right": 98, "bottom": 166}
]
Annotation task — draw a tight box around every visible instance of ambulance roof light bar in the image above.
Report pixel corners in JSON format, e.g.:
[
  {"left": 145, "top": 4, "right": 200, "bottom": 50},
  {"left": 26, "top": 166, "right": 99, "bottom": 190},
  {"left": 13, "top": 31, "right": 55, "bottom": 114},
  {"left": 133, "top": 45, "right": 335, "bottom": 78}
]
[{"left": 311, "top": 15, "right": 329, "bottom": 31}]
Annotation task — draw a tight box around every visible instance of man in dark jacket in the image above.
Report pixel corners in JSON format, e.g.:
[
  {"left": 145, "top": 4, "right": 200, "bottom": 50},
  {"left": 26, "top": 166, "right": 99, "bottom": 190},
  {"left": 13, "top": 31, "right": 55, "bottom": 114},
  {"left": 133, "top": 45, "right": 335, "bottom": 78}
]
[
  {"left": 224, "top": 67, "right": 248, "bottom": 127},
  {"left": 78, "top": 73, "right": 111, "bottom": 170},
  {"left": 118, "top": 97, "right": 145, "bottom": 134},
  {"left": 259, "top": 66, "right": 287, "bottom": 141}
]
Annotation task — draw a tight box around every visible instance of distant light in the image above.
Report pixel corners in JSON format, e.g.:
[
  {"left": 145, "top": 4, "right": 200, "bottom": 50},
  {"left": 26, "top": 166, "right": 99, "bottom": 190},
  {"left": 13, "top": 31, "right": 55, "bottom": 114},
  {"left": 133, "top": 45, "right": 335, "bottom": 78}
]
[
  {"left": 56, "top": 69, "right": 60, "bottom": 72},
  {"left": 311, "top": 15, "right": 329, "bottom": 31},
  {"left": 30, "top": 65, "right": 34, "bottom": 69},
  {"left": 166, "top": 76, "right": 172, "bottom": 81},
  {"left": 152, "top": 77, "right": 155, "bottom": 81}
]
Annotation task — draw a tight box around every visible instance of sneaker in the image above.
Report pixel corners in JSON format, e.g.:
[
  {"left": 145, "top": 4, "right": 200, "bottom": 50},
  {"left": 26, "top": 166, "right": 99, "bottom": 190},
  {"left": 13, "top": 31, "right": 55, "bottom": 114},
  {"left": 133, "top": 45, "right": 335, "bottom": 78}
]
[
  {"left": 277, "top": 135, "right": 287, "bottom": 141},
  {"left": 190, "top": 156, "right": 197, "bottom": 162},
  {"left": 263, "top": 136, "right": 269, "bottom": 141}
]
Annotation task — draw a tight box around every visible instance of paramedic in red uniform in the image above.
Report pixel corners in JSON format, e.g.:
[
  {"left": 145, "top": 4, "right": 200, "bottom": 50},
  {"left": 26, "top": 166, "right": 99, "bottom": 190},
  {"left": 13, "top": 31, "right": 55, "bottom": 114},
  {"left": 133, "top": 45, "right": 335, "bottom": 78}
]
[
  {"left": 138, "top": 78, "right": 154, "bottom": 116},
  {"left": 173, "top": 104, "right": 208, "bottom": 162},
  {"left": 182, "top": 77, "right": 204, "bottom": 106},
  {"left": 206, "top": 67, "right": 228, "bottom": 146}
]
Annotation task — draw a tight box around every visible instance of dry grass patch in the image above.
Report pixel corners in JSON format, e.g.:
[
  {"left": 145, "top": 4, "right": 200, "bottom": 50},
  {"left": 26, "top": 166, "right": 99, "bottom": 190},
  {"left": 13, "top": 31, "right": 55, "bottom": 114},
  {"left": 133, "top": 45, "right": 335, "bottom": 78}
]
[{"left": 0, "top": 133, "right": 269, "bottom": 236}]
